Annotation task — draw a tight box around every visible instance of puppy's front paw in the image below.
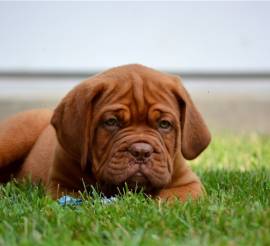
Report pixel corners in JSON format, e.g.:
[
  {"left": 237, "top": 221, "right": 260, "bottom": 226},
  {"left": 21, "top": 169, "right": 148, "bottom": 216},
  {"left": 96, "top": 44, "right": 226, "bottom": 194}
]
[{"left": 156, "top": 182, "right": 205, "bottom": 202}]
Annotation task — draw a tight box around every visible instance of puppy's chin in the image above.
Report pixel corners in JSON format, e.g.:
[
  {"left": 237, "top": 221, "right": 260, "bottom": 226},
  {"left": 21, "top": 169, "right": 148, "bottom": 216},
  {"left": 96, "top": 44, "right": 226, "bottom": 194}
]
[{"left": 125, "top": 171, "right": 151, "bottom": 191}]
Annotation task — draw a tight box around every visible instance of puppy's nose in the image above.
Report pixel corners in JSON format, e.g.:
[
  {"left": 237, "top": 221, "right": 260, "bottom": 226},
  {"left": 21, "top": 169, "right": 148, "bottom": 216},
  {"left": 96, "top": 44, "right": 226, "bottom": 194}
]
[{"left": 129, "top": 142, "right": 153, "bottom": 161}]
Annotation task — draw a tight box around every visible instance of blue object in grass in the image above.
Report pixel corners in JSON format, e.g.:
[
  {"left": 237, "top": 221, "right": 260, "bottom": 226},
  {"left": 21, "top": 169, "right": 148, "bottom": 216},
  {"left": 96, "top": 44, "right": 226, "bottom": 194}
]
[
  {"left": 101, "top": 196, "right": 118, "bottom": 204},
  {"left": 58, "top": 195, "right": 83, "bottom": 206},
  {"left": 58, "top": 195, "right": 117, "bottom": 206}
]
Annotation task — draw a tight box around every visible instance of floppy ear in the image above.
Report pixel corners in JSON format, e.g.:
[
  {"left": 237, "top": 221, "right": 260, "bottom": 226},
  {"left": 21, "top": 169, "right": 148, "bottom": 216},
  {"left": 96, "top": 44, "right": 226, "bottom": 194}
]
[
  {"left": 172, "top": 76, "right": 211, "bottom": 160},
  {"left": 51, "top": 79, "right": 104, "bottom": 170}
]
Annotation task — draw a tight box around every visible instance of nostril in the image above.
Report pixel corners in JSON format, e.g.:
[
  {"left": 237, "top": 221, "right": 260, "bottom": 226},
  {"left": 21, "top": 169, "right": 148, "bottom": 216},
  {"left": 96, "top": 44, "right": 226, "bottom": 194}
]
[
  {"left": 133, "top": 150, "right": 140, "bottom": 158},
  {"left": 144, "top": 151, "right": 151, "bottom": 158}
]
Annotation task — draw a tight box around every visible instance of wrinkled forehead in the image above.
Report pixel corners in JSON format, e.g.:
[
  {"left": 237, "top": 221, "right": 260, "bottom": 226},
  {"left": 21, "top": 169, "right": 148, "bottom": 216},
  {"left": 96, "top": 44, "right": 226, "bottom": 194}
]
[{"left": 93, "top": 67, "right": 180, "bottom": 120}]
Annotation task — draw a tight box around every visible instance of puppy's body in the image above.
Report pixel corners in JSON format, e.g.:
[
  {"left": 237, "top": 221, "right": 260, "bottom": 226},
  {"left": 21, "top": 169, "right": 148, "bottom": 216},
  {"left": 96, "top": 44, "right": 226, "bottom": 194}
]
[
  {"left": 0, "top": 64, "right": 210, "bottom": 201},
  {"left": 0, "top": 109, "right": 52, "bottom": 182}
]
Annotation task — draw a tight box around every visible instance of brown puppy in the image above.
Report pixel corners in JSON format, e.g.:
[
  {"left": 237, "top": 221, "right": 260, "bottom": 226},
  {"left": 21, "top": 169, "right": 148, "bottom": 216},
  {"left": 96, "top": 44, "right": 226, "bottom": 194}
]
[{"left": 0, "top": 64, "right": 211, "bottom": 201}]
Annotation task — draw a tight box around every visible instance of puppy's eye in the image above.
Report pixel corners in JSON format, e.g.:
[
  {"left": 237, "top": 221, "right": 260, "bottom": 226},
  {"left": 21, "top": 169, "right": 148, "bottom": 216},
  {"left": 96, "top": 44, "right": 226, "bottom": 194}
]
[
  {"left": 158, "top": 120, "right": 172, "bottom": 130},
  {"left": 104, "top": 117, "right": 119, "bottom": 128}
]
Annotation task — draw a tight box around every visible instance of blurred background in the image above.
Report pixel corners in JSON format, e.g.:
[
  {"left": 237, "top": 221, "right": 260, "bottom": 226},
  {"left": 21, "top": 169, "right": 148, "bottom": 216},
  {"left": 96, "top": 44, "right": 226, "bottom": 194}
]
[{"left": 0, "top": 2, "right": 270, "bottom": 133}]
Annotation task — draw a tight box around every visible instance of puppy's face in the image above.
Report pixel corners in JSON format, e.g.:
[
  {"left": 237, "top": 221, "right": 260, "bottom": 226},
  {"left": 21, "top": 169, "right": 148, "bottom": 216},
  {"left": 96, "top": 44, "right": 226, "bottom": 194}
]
[
  {"left": 52, "top": 64, "right": 211, "bottom": 193},
  {"left": 91, "top": 77, "right": 180, "bottom": 191}
]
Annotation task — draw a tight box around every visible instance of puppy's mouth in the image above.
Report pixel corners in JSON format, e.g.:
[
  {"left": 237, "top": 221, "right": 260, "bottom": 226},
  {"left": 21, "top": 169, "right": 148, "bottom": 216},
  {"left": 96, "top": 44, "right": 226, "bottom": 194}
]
[{"left": 100, "top": 156, "right": 171, "bottom": 191}]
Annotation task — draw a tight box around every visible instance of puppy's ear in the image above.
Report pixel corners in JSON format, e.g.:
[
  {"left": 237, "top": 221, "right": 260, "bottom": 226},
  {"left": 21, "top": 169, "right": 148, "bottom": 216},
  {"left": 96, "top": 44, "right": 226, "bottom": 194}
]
[
  {"left": 172, "top": 76, "right": 211, "bottom": 160},
  {"left": 51, "top": 80, "right": 104, "bottom": 170}
]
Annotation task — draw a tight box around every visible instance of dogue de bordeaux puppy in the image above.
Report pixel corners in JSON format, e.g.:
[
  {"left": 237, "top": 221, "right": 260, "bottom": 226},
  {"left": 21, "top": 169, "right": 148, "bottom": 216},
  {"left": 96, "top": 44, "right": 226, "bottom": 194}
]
[{"left": 0, "top": 64, "right": 211, "bottom": 201}]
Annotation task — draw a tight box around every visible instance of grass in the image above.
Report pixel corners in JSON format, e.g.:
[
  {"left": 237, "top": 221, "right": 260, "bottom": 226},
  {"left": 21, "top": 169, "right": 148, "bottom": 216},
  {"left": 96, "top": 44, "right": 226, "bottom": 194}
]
[{"left": 0, "top": 133, "right": 270, "bottom": 246}]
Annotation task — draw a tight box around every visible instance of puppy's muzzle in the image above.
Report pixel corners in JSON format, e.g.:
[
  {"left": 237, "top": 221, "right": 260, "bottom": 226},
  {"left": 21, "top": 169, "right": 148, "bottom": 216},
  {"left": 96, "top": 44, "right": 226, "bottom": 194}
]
[{"left": 128, "top": 142, "right": 153, "bottom": 163}]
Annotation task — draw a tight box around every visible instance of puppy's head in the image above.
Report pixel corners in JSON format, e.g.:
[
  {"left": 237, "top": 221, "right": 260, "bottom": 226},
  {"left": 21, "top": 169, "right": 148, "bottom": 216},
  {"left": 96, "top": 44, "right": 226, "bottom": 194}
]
[{"left": 51, "top": 64, "right": 211, "bottom": 192}]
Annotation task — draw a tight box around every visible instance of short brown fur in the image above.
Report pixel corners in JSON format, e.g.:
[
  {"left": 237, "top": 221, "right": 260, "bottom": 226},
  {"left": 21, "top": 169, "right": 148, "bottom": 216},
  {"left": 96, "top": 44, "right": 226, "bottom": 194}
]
[{"left": 0, "top": 64, "right": 211, "bottom": 201}]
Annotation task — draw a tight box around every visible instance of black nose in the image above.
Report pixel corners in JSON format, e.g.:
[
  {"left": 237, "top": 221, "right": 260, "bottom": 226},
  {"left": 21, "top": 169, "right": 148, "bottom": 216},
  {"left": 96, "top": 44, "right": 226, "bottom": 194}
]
[{"left": 129, "top": 142, "right": 153, "bottom": 161}]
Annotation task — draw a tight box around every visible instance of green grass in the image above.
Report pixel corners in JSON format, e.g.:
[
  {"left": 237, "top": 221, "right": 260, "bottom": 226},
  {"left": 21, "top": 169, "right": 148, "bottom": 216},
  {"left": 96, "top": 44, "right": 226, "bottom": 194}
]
[{"left": 0, "top": 133, "right": 270, "bottom": 246}]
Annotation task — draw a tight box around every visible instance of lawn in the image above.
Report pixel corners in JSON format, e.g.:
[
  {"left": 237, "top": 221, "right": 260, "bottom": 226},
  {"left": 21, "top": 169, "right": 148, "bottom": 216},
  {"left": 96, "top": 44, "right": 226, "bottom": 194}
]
[{"left": 0, "top": 133, "right": 270, "bottom": 246}]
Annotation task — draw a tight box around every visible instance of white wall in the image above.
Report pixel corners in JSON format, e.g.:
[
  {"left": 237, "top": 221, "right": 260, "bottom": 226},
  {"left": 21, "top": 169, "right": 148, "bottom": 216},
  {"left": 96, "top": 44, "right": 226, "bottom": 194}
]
[{"left": 0, "top": 1, "right": 270, "bottom": 72}]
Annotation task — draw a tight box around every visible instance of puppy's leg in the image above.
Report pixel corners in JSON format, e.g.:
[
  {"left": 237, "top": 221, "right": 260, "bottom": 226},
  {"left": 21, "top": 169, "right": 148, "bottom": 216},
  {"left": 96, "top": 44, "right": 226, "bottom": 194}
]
[
  {"left": 0, "top": 109, "right": 52, "bottom": 172},
  {"left": 156, "top": 164, "right": 205, "bottom": 202},
  {"left": 156, "top": 181, "right": 204, "bottom": 202}
]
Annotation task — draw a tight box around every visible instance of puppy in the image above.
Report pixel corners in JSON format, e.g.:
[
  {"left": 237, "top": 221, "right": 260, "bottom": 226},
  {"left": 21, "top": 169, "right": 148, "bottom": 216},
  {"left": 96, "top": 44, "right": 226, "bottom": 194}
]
[{"left": 0, "top": 64, "right": 211, "bottom": 201}]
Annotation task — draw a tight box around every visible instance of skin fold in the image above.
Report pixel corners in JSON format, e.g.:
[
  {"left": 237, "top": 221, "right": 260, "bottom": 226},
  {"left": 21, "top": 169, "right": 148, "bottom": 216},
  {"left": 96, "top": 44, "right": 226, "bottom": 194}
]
[{"left": 0, "top": 64, "right": 211, "bottom": 201}]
